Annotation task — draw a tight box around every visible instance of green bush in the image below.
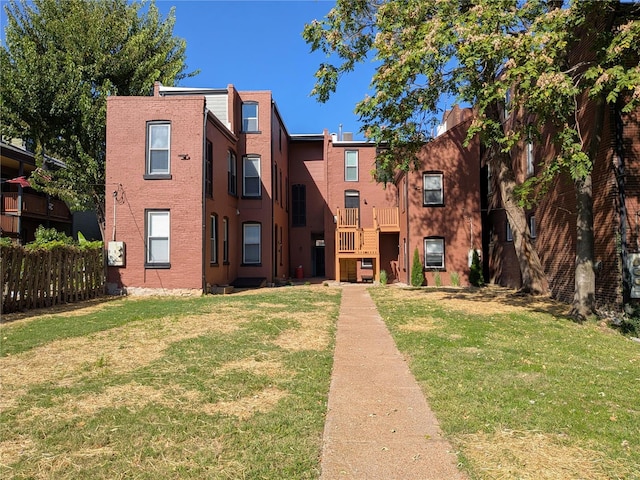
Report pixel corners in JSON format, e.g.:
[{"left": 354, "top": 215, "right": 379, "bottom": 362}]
[
  {"left": 379, "top": 269, "right": 388, "bottom": 286},
  {"left": 411, "top": 247, "right": 424, "bottom": 287},
  {"left": 433, "top": 270, "right": 442, "bottom": 287},
  {"left": 450, "top": 271, "right": 460, "bottom": 287},
  {"left": 469, "top": 249, "right": 485, "bottom": 287},
  {"left": 32, "top": 225, "right": 74, "bottom": 245}
]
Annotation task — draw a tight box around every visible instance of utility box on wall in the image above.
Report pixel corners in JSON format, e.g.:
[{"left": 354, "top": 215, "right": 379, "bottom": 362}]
[
  {"left": 108, "top": 241, "right": 126, "bottom": 267},
  {"left": 628, "top": 253, "right": 640, "bottom": 299}
]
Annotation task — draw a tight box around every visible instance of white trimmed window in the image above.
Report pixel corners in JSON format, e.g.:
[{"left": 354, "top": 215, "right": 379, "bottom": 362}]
[
  {"left": 146, "top": 122, "right": 170, "bottom": 176},
  {"left": 146, "top": 210, "right": 170, "bottom": 265},
  {"left": 362, "top": 258, "right": 373, "bottom": 269},
  {"left": 424, "top": 237, "right": 445, "bottom": 269},
  {"left": 243, "top": 155, "right": 261, "bottom": 197},
  {"left": 243, "top": 223, "right": 261, "bottom": 264},
  {"left": 423, "top": 172, "right": 444, "bottom": 205},
  {"left": 526, "top": 141, "right": 534, "bottom": 177},
  {"left": 345, "top": 150, "right": 358, "bottom": 182},
  {"left": 242, "top": 102, "right": 259, "bottom": 132}
]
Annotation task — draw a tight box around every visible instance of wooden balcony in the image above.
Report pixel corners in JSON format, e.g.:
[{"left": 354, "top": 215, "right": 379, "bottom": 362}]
[
  {"left": 337, "top": 228, "right": 379, "bottom": 257},
  {"left": 336, "top": 206, "right": 400, "bottom": 232},
  {"left": 0, "top": 214, "right": 19, "bottom": 235},
  {"left": 1, "top": 192, "right": 71, "bottom": 221}
]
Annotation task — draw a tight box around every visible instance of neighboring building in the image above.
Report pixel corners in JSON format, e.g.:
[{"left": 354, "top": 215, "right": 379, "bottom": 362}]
[
  {"left": 0, "top": 140, "right": 72, "bottom": 243},
  {"left": 396, "top": 107, "right": 482, "bottom": 287},
  {"left": 105, "top": 83, "right": 482, "bottom": 294}
]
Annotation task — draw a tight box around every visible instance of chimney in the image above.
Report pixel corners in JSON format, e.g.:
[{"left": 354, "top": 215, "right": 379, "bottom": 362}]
[{"left": 343, "top": 132, "right": 353, "bottom": 141}]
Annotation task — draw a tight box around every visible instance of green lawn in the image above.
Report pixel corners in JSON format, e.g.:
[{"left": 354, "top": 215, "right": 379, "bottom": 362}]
[
  {"left": 0, "top": 287, "right": 340, "bottom": 479},
  {"left": 370, "top": 286, "right": 640, "bottom": 480}
]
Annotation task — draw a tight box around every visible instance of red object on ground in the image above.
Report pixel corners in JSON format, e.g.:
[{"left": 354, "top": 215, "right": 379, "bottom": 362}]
[{"left": 295, "top": 266, "right": 304, "bottom": 279}]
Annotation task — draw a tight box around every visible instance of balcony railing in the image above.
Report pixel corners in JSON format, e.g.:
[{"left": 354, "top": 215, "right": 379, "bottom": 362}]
[
  {"left": 0, "top": 214, "right": 18, "bottom": 235},
  {"left": 337, "top": 228, "right": 379, "bottom": 256},
  {"left": 1, "top": 192, "right": 71, "bottom": 221},
  {"left": 336, "top": 206, "right": 399, "bottom": 232}
]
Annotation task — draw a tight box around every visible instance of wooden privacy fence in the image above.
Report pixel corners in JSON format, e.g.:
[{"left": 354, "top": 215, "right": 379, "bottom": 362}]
[{"left": 1, "top": 245, "right": 104, "bottom": 313}]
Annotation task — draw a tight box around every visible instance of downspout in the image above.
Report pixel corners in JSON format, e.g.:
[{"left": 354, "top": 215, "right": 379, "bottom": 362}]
[
  {"left": 202, "top": 107, "right": 208, "bottom": 294},
  {"left": 405, "top": 176, "right": 410, "bottom": 284},
  {"left": 614, "top": 100, "right": 628, "bottom": 305}
]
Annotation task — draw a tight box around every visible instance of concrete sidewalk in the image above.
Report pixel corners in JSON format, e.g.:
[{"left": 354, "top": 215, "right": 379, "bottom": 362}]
[{"left": 320, "top": 286, "right": 468, "bottom": 479}]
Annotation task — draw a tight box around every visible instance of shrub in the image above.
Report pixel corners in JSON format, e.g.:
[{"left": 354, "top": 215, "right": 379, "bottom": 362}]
[
  {"left": 411, "top": 247, "right": 424, "bottom": 287},
  {"left": 433, "top": 270, "right": 442, "bottom": 287},
  {"left": 31, "top": 225, "right": 74, "bottom": 246},
  {"left": 379, "top": 269, "right": 388, "bottom": 286},
  {"left": 450, "top": 271, "right": 460, "bottom": 287},
  {"left": 469, "top": 249, "right": 485, "bottom": 287}
]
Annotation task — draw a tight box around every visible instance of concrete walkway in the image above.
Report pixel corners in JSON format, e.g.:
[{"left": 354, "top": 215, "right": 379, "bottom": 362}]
[{"left": 320, "top": 286, "right": 468, "bottom": 479}]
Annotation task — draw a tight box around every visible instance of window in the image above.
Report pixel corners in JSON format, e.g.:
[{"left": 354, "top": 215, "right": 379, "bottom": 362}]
[
  {"left": 345, "top": 150, "right": 358, "bottom": 181},
  {"left": 146, "top": 122, "right": 170, "bottom": 177},
  {"left": 526, "top": 141, "right": 534, "bottom": 177},
  {"left": 242, "top": 102, "right": 259, "bottom": 132},
  {"left": 243, "top": 223, "right": 261, "bottom": 264},
  {"left": 506, "top": 221, "right": 513, "bottom": 242},
  {"left": 423, "top": 172, "right": 444, "bottom": 206},
  {"left": 228, "top": 150, "right": 237, "bottom": 196},
  {"left": 424, "top": 237, "right": 445, "bottom": 269},
  {"left": 223, "top": 217, "right": 229, "bottom": 264},
  {"left": 530, "top": 215, "right": 536, "bottom": 239},
  {"left": 273, "top": 163, "right": 278, "bottom": 202},
  {"left": 146, "top": 210, "right": 170, "bottom": 266},
  {"left": 362, "top": 258, "right": 373, "bottom": 269},
  {"left": 345, "top": 190, "right": 360, "bottom": 209},
  {"left": 292, "top": 184, "right": 306, "bottom": 227},
  {"left": 205, "top": 140, "right": 213, "bottom": 198},
  {"left": 243, "top": 155, "right": 261, "bottom": 197},
  {"left": 210, "top": 214, "right": 218, "bottom": 265}
]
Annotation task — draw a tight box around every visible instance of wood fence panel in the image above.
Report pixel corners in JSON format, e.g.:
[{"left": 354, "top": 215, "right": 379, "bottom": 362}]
[{"left": 1, "top": 245, "right": 104, "bottom": 314}]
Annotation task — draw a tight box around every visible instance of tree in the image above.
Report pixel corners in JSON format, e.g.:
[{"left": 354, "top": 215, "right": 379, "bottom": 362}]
[
  {"left": 304, "top": 1, "right": 639, "bottom": 315},
  {"left": 410, "top": 247, "right": 423, "bottom": 287},
  {"left": 0, "top": 0, "right": 196, "bottom": 240}
]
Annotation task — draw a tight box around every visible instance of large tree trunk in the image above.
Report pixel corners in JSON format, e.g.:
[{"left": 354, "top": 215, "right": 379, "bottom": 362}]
[
  {"left": 572, "top": 174, "right": 595, "bottom": 319},
  {"left": 495, "top": 150, "right": 549, "bottom": 295}
]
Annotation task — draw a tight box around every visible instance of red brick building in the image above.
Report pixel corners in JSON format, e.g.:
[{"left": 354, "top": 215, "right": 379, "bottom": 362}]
[{"left": 105, "top": 84, "right": 482, "bottom": 294}]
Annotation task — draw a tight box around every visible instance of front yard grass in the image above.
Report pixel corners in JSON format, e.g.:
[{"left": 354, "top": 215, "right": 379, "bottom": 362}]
[
  {"left": 0, "top": 287, "right": 341, "bottom": 479},
  {"left": 370, "top": 286, "right": 640, "bottom": 480}
]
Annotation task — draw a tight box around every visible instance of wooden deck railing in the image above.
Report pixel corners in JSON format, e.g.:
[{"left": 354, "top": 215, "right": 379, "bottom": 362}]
[{"left": 2, "top": 192, "right": 71, "bottom": 221}]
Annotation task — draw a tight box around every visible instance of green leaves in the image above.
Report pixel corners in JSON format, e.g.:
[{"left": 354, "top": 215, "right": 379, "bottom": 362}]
[{"left": 0, "top": 0, "right": 196, "bottom": 238}]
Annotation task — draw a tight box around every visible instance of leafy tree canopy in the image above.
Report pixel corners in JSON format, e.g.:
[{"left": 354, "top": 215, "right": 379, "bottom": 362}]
[
  {"left": 304, "top": 0, "right": 639, "bottom": 186},
  {"left": 0, "top": 0, "right": 197, "bottom": 238}
]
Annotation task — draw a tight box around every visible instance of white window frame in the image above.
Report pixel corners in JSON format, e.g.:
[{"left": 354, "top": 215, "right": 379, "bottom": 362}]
[
  {"left": 146, "top": 210, "right": 170, "bottom": 265},
  {"left": 424, "top": 238, "right": 445, "bottom": 269},
  {"left": 242, "top": 102, "right": 259, "bottom": 132},
  {"left": 362, "top": 258, "right": 373, "bottom": 269},
  {"left": 210, "top": 214, "right": 218, "bottom": 265},
  {"left": 243, "top": 223, "right": 261, "bottom": 265},
  {"left": 146, "top": 122, "right": 170, "bottom": 176},
  {"left": 423, "top": 172, "right": 444, "bottom": 206},
  {"left": 345, "top": 150, "right": 359, "bottom": 182},
  {"left": 243, "top": 155, "right": 261, "bottom": 197},
  {"left": 526, "top": 141, "right": 534, "bottom": 177}
]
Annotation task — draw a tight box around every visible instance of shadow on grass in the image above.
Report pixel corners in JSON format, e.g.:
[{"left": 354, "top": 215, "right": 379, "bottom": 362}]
[{"left": 0, "top": 295, "right": 123, "bottom": 325}]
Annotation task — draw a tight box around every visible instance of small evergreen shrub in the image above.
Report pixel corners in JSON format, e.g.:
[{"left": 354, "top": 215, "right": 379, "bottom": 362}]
[
  {"left": 469, "top": 249, "right": 485, "bottom": 287},
  {"left": 379, "top": 269, "right": 388, "bottom": 286},
  {"left": 450, "top": 271, "right": 460, "bottom": 287},
  {"left": 411, "top": 247, "right": 424, "bottom": 287}
]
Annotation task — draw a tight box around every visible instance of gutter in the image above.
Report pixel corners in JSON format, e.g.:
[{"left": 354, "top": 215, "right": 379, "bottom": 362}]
[{"left": 202, "top": 106, "right": 208, "bottom": 294}]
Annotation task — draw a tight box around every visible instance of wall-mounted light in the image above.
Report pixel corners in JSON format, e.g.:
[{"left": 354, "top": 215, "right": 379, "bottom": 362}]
[
  {"left": 178, "top": 153, "right": 190, "bottom": 160},
  {"left": 236, "top": 209, "right": 240, "bottom": 216}
]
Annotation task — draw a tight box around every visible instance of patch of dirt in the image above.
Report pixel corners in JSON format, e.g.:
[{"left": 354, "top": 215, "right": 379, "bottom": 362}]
[
  {"left": 201, "top": 386, "right": 288, "bottom": 420},
  {"left": 271, "top": 304, "right": 334, "bottom": 351},
  {"left": 0, "top": 311, "right": 248, "bottom": 410},
  {"left": 396, "top": 286, "right": 570, "bottom": 317},
  {"left": 458, "top": 429, "right": 632, "bottom": 480}
]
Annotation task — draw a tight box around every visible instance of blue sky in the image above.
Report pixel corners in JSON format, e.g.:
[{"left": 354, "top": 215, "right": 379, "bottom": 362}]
[
  {"left": 0, "top": 0, "right": 377, "bottom": 138},
  {"left": 157, "top": 0, "right": 376, "bottom": 138}
]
